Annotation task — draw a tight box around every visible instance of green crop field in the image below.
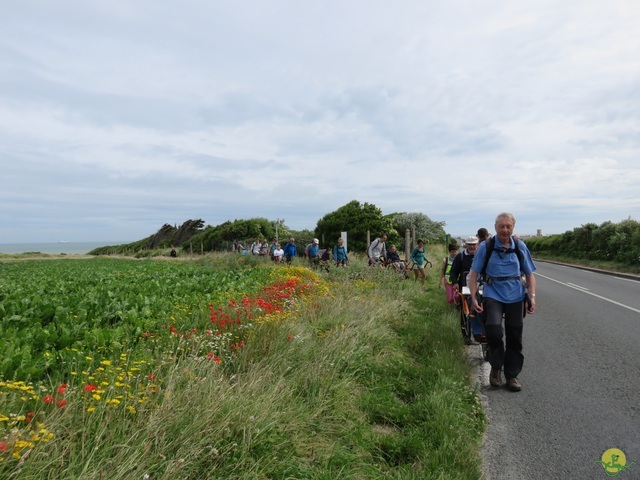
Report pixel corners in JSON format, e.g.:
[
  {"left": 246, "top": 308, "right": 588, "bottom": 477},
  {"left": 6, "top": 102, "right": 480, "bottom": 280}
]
[{"left": 0, "top": 258, "right": 282, "bottom": 379}]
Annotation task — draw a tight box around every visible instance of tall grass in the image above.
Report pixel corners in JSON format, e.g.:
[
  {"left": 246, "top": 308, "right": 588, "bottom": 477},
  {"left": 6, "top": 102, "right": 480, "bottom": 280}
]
[{"left": 4, "top": 251, "right": 485, "bottom": 479}]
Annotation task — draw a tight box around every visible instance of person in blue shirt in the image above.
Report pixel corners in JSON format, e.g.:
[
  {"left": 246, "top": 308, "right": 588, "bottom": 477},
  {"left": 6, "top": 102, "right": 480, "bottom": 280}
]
[
  {"left": 469, "top": 212, "right": 537, "bottom": 392},
  {"left": 333, "top": 237, "right": 348, "bottom": 267},
  {"left": 283, "top": 238, "right": 297, "bottom": 264},
  {"left": 306, "top": 238, "right": 320, "bottom": 267},
  {"left": 269, "top": 238, "right": 278, "bottom": 261}
]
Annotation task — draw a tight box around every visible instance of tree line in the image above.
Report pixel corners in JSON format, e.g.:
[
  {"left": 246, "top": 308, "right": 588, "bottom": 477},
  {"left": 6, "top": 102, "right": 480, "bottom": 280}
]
[
  {"left": 526, "top": 218, "right": 640, "bottom": 268},
  {"left": 89, "top": 200, "right": 447, "bottom": 256}
]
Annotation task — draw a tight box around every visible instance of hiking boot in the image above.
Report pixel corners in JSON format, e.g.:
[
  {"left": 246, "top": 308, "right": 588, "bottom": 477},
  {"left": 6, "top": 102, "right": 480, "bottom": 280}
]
[
  {"left": 489, "top": 368, "right": 502, "bottom": 387},
  {"left": 506, "top": 378, "right": 522, "bottom": 392}
]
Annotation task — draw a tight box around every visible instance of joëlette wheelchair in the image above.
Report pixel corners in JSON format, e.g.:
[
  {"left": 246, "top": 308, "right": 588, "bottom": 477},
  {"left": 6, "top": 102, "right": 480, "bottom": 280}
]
[{"left": 459, "top": 272, "right": 489, "bottom": 361}]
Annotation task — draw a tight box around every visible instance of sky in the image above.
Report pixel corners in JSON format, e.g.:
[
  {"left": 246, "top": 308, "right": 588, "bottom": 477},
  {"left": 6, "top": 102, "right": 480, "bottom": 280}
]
[{"left": 1, "top": 0, "right": 639, "bottom": 244}]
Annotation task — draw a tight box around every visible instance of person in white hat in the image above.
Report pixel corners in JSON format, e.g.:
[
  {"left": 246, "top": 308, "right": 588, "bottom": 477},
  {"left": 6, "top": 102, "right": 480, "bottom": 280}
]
[
  {"left": 306, "top": 238, "right": 320, "bottom": 267},
  {"left": 449, "top": 235, "right": 483, "bottom": 344}
]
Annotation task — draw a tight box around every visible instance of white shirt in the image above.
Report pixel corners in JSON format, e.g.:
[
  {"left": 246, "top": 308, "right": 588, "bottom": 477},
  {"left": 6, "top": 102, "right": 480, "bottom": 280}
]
[{"left": 368, "top": 238, "right": 386, "bottom": 259}]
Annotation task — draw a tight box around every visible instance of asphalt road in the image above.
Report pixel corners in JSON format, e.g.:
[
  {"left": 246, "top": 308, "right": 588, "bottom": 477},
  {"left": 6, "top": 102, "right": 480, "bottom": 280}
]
[{"left": 472, "top": 261, "right": 640, "bottom": 479}]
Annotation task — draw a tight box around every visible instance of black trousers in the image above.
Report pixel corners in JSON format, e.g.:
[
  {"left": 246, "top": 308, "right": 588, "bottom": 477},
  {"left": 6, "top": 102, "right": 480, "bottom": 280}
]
[{"left": 484, "top": 297, "right": 524, "bottom": 380}]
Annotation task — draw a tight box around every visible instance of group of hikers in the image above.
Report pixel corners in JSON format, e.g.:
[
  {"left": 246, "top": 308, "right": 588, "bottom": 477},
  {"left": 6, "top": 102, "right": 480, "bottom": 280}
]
[
  {"left": 233, "top": 233, "right": 434, "bottom": 286},
  {"left": 233, "top": 236, "right": 348, "bottom": 270},
  {"left": 365, "top": 233, "right": 434, "bottom": 288},
  {"left": 376, "top": 214, "right": 537, "bottom": 393},
  {"left": 364, "top": 215, "right": 538, "bottom": 394},
  {"left": 233, "top": 212, "right": 536, "bottom": 392}
]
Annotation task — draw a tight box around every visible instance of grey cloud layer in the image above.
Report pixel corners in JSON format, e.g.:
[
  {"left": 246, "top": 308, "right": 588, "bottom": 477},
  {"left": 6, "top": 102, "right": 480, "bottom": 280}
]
[{"left": 1, "top": 1, "right": 638, "bottom": 242}]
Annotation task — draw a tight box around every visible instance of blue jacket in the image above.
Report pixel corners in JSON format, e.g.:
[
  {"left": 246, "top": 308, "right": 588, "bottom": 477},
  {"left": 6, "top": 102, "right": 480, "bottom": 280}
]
[
  {"left": 306, "top": 244, "right": 319, "bottom": 257},
  {"left": 333, "top": 245, "right": 348, "bottom": 261},
  {"left": 283, "top": 242, "right": 297, "bottom": 257}
]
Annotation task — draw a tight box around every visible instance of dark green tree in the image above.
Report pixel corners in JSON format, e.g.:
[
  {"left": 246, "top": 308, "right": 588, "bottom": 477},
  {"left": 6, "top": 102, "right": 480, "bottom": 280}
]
[
  {"left": 314, "top": 200, "right": 396, "bottom": 253},
  {"left": 186, "top": 225, "right": 225, "bottom": 251},
  {"left": 217, "top": 218, "right": 275, "bottom": 243}
]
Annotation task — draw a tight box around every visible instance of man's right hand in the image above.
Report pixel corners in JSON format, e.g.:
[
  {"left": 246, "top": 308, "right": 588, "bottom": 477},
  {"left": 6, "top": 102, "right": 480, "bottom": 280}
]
[{"left": 472, "top": 298, "right": 483, "bottom": 313}]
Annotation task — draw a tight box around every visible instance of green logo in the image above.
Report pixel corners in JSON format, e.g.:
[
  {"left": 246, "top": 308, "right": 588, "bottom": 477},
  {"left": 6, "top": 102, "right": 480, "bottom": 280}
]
[{"left": 595, "top": 448, "right": 636, "bottom": 476}]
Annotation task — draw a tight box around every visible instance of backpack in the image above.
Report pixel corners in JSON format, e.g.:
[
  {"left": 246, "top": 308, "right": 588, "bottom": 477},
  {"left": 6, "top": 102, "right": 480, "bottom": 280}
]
[
  {"left": 480, "top": 237, "right": 525, "bottom": 283},
  {"left": 367, "top": 238, "right": 385, "bottom": 258}
]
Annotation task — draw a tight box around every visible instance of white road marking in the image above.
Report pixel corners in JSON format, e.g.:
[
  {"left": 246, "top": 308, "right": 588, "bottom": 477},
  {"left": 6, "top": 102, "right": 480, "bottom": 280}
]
[
  {"left": 619, "top": 277, "right": 640, "bottom": 284},
  {"left": 536, "top": 273, "right": 640, "bottom": 314}
]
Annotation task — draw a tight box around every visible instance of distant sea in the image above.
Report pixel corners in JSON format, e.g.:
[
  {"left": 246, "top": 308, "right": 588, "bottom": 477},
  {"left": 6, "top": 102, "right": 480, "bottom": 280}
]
[{"left": 0, "top": 241, "right": 127, "bottom": 255}]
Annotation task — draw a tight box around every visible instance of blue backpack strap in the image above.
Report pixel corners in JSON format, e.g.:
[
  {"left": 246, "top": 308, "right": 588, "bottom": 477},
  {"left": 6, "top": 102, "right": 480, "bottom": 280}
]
[
  {"left": 481, "top": 237, "right": 524, "bottom": 277},
  {"left": 481, "top": 237, "right": 495, "bottom": 277}
]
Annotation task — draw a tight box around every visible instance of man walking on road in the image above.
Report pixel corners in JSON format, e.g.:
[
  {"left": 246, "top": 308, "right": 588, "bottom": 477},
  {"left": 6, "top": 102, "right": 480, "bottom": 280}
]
[{"left": 469, "top": 212, "right": 537, "bottom": 392}]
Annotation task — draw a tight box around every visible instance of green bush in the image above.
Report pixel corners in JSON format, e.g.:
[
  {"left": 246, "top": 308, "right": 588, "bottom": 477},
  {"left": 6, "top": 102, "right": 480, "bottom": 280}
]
[{"left": 526, "top": 218, "right": 640, "bottom": 268}]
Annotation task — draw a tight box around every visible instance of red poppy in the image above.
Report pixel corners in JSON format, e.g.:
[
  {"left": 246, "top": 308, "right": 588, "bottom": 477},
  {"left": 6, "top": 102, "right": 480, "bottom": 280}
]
[
  {"left": 0, "top": 441, "right": 8, "bottom": 452},
  {"left": 147, "top": 374, "right": 156, "bottom": 381},
  {"left": 83, "top": 384, "right": 98, "bottom": 392},
  {"left": 25, "top": 411, "right": 35, "bottom": 424},
  {"left": 57, "top": 399, "right": 68, "bottom": 408},
  {"left": 57, "top": 383, "right": 68, "bottom": 395},
  {"left": 42, "top": 394, "right": 55, "bottom": 404}
]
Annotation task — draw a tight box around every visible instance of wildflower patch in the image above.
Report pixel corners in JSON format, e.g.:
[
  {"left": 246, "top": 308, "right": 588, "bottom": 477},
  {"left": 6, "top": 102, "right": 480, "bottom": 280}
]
[{"left": 0, "top": 259, "right": 330, "bottom": 471}]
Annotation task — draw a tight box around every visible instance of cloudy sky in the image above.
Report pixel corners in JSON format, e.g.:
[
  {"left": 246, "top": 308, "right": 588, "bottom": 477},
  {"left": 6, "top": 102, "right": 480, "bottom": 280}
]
[{"left": 1, "top": 1, "right": 639, "bottom": 244}]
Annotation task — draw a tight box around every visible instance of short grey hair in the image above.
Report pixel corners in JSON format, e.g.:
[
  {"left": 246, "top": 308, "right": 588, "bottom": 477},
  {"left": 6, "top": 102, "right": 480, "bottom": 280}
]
[{"left": 495, "top": 212, "right": 516, "bottom": 226}]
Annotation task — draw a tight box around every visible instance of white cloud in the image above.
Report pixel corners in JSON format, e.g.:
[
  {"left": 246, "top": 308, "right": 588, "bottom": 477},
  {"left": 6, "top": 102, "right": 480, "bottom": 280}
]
[{"left": 1, "top": 0, "right": 639, "bottom": 243}]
